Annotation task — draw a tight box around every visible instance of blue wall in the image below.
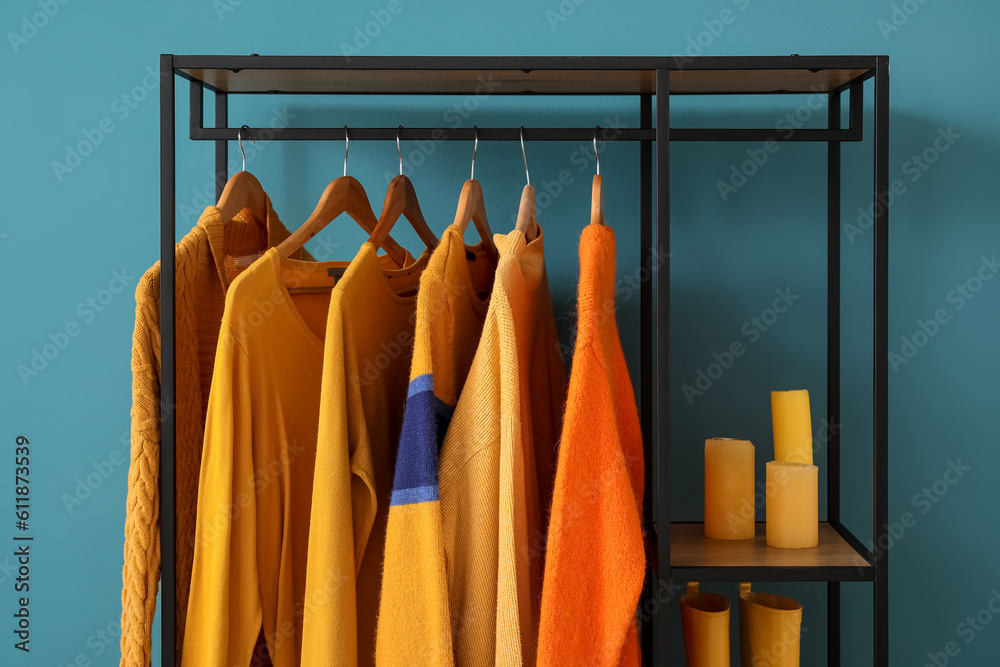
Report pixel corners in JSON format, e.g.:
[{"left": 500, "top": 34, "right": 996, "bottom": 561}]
[{"left": 2, "top": 1, "right": 996, "bottom": 664}]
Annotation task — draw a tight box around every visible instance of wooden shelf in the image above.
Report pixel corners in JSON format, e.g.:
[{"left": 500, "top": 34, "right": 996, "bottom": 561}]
[
  {"left": 669, "top": 523, "right": 874, "bottom": 582},
  {"left": 173, "top": 56, "right": 875, "bottom": 96}
]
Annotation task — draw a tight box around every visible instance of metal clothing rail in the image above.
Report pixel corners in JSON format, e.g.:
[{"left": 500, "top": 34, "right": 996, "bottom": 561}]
[{"left": 159, "top": 54, "right": 889, "bottom": 666}]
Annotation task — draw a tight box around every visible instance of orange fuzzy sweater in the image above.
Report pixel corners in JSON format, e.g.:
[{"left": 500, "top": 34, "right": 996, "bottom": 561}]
[
  {"left": 536, "top": 223, "right": 646, "bottom": 666},
  {"left": 120, "top": 201, "right": 306, "bottom": 666}
]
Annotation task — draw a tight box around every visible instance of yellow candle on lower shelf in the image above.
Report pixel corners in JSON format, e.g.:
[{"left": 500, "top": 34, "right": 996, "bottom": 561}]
[
  {"left": 765, "top": 460, "right": 818, "bottom": 549},
  {"left": 704, "top": 438, "right": 755, "bottom": 540},
  {"left": 771, "top": 389, "right": 813, "bottom": 464}
]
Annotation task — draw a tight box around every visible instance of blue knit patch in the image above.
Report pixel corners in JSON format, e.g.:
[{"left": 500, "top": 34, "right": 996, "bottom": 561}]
[
  {"left": 390, "top": 485, "right": 440, "bottom": 506},
  {"left": 391, "top": 374, "right": 454, "bottom": 505}
]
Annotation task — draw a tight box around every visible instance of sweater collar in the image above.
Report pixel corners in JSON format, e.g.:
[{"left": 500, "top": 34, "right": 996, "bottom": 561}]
[{"left": 197, "top": 195, "right": 289, "bottom": 290}]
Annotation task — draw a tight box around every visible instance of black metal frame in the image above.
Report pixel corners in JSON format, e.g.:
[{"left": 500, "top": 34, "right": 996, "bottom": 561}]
[{"left": 159, "top": 55, "right": 889, "bottom": 666}]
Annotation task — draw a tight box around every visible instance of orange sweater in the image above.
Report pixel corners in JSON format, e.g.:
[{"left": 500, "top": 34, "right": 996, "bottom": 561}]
[
  {"left": 536, "top": 223, "right": 646, "bottom": 666},
  {"left": 120, "top": 201, "right": 306, "bottom": 666}
]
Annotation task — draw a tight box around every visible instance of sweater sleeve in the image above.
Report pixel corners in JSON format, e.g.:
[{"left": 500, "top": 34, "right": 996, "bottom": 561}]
[
  {"left": 181, "top": 326, "right": 261, "bottom": 667},
  {"left": 300, "top": 292, "right": 368, "bottom": 664},
  {"left": 120, "top": 269, "right": 162, "bottom": 667},
  {"left": 375, "top": 369, "right": 455, "bottom": 667}
]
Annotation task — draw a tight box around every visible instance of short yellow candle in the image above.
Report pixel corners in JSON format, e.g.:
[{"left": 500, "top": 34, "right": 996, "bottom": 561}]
[
  {"left": 704, "top": 438, "right": 755, "bottom": 540},
  {"left": 771, "top": 390, "right": 813, "bottom": 464},
  {"left": 765, "top": 461, "right": 818, "bottom": 549}
]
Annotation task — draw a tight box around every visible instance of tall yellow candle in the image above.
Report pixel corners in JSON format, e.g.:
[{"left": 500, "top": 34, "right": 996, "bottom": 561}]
[
  {"left": 704, "top": 438, "right": 755, "bottom": 540},
  {"left": 771, "top": 389, "right": 813, "bottom": 464},
  {"left": 765, "top": 461, "right": 818, "bottom": 549}
]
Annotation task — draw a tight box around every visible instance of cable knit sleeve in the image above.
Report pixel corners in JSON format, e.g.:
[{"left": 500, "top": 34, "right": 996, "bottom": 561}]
[{"left": 121, "top": 266, "right": 163, "bottom": 667}]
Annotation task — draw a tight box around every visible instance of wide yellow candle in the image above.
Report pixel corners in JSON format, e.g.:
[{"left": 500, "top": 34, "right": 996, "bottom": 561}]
[
  {"left": 771, "top": 389, "right": 813, "bottom": 464},
  {"left": 704, "top": 438, "right": 755, "bottom": 540},
  {"left": 765, "top": 461, "right": 818, "bottom": 549}
]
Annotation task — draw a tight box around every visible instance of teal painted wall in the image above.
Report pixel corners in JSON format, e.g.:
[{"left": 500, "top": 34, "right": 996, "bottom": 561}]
[{"left": 2, "top": 0, "right": 996, "bottom": 664}]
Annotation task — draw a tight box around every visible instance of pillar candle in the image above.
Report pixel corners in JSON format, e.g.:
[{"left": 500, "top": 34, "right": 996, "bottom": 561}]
[
  {"left": 765, "top": 461, "right": 818, "bottom": 549},
  {"left": 704, "top": 438, "right": 755, "bottom": 540},
  {"left": 771, "top": 389, "right": 813, "bottom": 464}
]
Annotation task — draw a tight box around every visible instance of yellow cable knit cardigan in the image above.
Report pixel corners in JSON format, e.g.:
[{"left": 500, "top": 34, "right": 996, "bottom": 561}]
[{"left": 120, "top": 200, "right": 308, "bottom": 666}]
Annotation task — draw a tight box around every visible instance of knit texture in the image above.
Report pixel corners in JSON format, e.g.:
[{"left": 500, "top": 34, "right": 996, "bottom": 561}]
[
  {"left": 300, "top": 242, "right": 429, "bottom": 666},
  {"left": 120, "top": 200, "right": 306, "bottom": 666},
  {"left": 536, "top": 224, "right": 646, "bottom": 667},
  {"left": 437, "top": 229, "right": 567, "bottom": 667},
  {"left": 376, "top": 225, "right": 496, "bottom": 666}
]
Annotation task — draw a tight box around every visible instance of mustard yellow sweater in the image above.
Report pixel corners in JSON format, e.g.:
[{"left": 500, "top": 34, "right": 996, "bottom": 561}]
[
  {"left": 375, "top": 224, "right": 496, "bottom": 666},
  {"left": 301, "top": 242, "right": 430, "bottom": 665},
  {"left": 120, "top": 201, "right": 305, "bottom": 666},
  {"left": 183, "top": 244, "right": 422, "bottom": 666},
  {"left": 377, "top": 229, "right": 567, "bottom": 666}
]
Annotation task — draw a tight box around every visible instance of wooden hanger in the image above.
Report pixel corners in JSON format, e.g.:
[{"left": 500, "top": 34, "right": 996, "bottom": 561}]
[
  {"left": 275, "top": 126, "right": 408, "bottom": 265},
  {"left": 370, "top": 174, "right": 438, "bottom": 252},
  {"left": 368, "top": 128, "right": 438, "bottom": 254},
  {"left": 452, "top": 128, "right": 498, "bottom": 257},
  {"left": 515, "top": 184, "right": 539, "bottom": 240},
  {"left": 590, "top": 127, "right": 605, "bottom": 226},
  {"left": 276, "top": 175, "right": 408, "bottom": 264},
  {"left": 216, "top": 126, "right": 268, "bottom": 226},
  {"left": 514, "top": 127, "right": 539, "bottom": 240}
]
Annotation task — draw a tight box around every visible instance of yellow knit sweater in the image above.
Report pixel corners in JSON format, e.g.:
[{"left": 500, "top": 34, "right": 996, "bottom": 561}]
[
  {"left": 440, "top": 229, "right": 567, "bottom": 666},
  {"left": 120, "top": 200, "right": 307, "bottom": 666},
  {"left": 376, "top": 229, "right": 566, "bottom": 666}
]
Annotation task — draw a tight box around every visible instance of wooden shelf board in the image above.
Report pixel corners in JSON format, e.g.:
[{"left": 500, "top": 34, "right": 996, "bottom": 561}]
[
  {"left": 176, "top": 67, "right": 870, "bottom": 96},
  {"left": 670, "top": 522, "right": 872, "bottom": 575}
]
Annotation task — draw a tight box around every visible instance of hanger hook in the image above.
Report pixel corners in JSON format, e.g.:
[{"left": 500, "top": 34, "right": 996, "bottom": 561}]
[
  {"left": 520, "top": 125, "right": 529, "bottom": 186},
  {"left": 343, "top": 125, "right": 349, "bottom": 177},
  {"left": 397, "top": 125, "right": 404, "bottom": 176},
  {"left": 593, "top": 125, "right": 604, "bottom": 176},
  {"left": 471, "top": 126, "right": 479, "bottom": 180},
  {"left": 238, "top": 124, "right": 251, "bottom": 172}
]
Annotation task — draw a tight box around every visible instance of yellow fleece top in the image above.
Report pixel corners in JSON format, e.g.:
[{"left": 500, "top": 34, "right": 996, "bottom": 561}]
[
  {"left": 301, "top": 241, "right": 430, "bottom": 666},
  {"left": 120, "top": 200, "right": 307, "bottom": 667},
  {"left": 181, "top": 245, "right": 415, "bottom": 667},
  {"left": 417, "top": 229, "right": 567, "bottom": 666},
  {"left": 375, "top": 224, "right": 497, "bottom": 666}
]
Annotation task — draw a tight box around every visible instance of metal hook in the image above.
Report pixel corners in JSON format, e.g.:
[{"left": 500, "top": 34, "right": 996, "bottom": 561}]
[
  {"left": 238, "top": 124, "right": 252, "bottom": 172},
  {"left": 471, "top": 126, "right": 479, "bottom": 180},
  {"left": 520, "top": 126, "right": 530, "bottom": 186},
  {"left": 593, "top": 125, "right": 604, "bottom": 176},
  {"left": 343, "top": 125, "right": 349, "bottom": 177},
  {"left": 397, "top": 125, "right": 403, "bottom": 176}
]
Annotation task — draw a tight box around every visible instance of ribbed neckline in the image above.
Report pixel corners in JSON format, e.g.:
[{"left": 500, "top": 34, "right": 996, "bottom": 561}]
[
  {"left": 494, "top": 227, "right": 546, "bottom": 295},
  {"left": 197, "top": 196, "right": 281, "bottom": 290}
]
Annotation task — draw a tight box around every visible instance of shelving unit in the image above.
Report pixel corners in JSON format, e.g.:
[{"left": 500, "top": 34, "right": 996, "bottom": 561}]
[{"left": 159, "top": 54, "right": 889, "bottom": 665}]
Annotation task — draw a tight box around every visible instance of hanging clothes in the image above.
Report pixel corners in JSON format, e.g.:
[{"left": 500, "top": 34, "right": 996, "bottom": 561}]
[
  {"left": 375, "top": 224, "right": 497, "bottom": 666},
  {"left": 120, "top": 201, "right": 308, "bottom": 667},
  {"left": 536, "top": 223, "right": 645, "bottom": 667},
  {"left": 181, "top": 246, "right": 417, "bottom": 667},
  {"left": 389, "top": 228, "right": 567, "bottom": 666},
  {"left": 300, "top": 241, "right": 431, "bottom": 666},
  {"left": 442, "top": 228, "right": 567, "bottom": 667}
]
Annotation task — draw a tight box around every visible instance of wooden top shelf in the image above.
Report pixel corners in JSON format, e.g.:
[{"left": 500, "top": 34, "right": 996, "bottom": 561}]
[
  {"left": 172, "top": 55, "right": 878, "bottom": 96},
  {"left": 669, "top": 523, "right": 874, "bottom": 582}
]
